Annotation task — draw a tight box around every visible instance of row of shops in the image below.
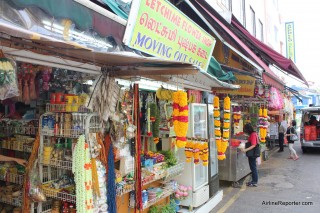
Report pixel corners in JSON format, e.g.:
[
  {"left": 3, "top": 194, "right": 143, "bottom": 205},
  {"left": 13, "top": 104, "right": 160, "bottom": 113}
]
[{"left": 0, "top": 0, "right": 306, "bottom": 213}]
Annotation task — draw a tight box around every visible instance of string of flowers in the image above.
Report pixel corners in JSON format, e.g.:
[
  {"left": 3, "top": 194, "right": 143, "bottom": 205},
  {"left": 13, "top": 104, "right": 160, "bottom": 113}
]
[
  {"left": 200, "top": 143, "right": 208, "bottom": 166},
  {"left": 173, "top": 90, "right": 189, "bottom": 148},
  {"left": 213, "top": 96, "right": 224, "bottom": 160},
  {"left": 72, "top": 135, "right": 94, "bottom": 213},
  {"left": 221, "top": 96, "right": 231, "bottom": 159},
  {"left": 185, "top": 141, "right": 194, "bottom": 163},
  {"left": 259, "top": 107, "right": 268, "bottom": 142},
  {"left": 233, "top": 106, "right": 241, "bottom": 127}
]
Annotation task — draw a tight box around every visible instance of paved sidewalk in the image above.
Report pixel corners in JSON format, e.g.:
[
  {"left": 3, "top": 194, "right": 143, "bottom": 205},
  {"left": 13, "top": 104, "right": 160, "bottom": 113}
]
[{"left": 211, "top": 143, "right": 320, "bottom": 213}]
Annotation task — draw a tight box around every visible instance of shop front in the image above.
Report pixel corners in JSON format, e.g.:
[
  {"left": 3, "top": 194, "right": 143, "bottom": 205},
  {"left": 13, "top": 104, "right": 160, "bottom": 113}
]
[{"left": 0, "top": 1, "right": 243, "bottom": 213}]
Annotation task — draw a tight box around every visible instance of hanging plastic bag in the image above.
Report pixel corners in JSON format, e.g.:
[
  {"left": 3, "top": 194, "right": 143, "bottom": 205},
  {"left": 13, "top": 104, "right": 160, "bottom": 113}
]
[
  {"left": 28, "top": 160, "right": 46, "bottom": 202},
  {"left": 0, "top": 53, "right": 19, "bottom": 100}
]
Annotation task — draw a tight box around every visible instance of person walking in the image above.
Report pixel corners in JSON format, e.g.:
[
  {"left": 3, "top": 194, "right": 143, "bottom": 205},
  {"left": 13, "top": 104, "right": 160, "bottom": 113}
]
[
  {"left": 286, "top": 120, "right": 299, "bottom": 160},
  {"left": 278, "top": 122, "right": 286, "bottom": 152},
  {"left": 241, "top": 123, "right": 259, "bottom": 187}
]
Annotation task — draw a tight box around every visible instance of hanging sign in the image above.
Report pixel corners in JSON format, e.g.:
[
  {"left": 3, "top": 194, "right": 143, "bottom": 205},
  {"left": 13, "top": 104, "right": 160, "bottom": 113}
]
[
  {"left": 285, "top": 22, "right": 296, "bottom": 62},
  {"left": 123, "top": 0, "right": 216, "bottom": 71},
  {"left": 217, "top": 74, "right": 256, "bottom": 96}
]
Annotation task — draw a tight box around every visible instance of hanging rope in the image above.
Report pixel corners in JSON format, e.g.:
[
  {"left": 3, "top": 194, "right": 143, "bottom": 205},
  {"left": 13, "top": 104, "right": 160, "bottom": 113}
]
[{"left": 105, "top": 134, "right": 117, "bottom": 213}]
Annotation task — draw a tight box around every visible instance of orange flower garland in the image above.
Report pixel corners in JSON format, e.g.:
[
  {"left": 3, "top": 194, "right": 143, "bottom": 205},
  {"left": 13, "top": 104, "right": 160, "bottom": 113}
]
[
  {"left": 214, "top": 96, "right": 224, "bottom": 160},
  {"left": 221, "top": 96, "right": 231, "bottom": 158},
  {"left": 259, "top": 108, "right": 268, "bottom": 142},
  {"left": 173, "top": 90, "right": 189, "bottom": 148}
]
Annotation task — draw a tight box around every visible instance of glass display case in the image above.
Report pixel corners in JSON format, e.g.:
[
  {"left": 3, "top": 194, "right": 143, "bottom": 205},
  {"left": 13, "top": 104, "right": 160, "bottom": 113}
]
[{"left": 176, "top": 103, "right": 209, "bottom": 208}]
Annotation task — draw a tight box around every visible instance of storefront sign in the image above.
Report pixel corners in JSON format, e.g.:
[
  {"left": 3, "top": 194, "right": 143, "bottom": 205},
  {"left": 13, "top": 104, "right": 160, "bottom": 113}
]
[
  {"left": 218, "top": 74, "right": 256, "bottom": 96},
  {"left": 123, "top": 0, "right": 216, "bottom": 71},
  {"left": 285, "top": 22, "right": 296, "bottom": 62}
]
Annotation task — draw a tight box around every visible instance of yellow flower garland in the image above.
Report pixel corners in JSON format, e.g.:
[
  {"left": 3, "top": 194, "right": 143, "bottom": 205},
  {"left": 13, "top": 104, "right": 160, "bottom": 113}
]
[
  {"left": 220, "top": 96, "right": 231, "bottom": 159},
  {"left": 173, "top": 90, "right": 189, "bottom": 148},
  {"left": 258, "top": 107, "right": 268, "bottom": 142},
  {"left": 214, "top": 96, "right": 225, "bottom": 160}
]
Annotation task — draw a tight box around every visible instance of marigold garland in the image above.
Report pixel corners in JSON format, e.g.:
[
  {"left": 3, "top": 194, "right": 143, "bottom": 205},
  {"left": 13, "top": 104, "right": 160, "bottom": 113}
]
[
  {"left": 233, "top": 106, "right": 241, "bottom": 127},
  {"left": 185, "top": 141, "right": 194, "bottom": 163},
  {"left": 173, "top": 90, "right": 189, "bottom": 148},
  {"left": 200, "top": 143, "right": 208, "bottom": 166},
  {"left": 220, "top": 96, "right": 231, "bottom": 159},
  {"left": 258, "top": 107, "right": 268, "bottom": 142},
  {"left": 213, "top": 96, "right": 224, "bottom": 160}
]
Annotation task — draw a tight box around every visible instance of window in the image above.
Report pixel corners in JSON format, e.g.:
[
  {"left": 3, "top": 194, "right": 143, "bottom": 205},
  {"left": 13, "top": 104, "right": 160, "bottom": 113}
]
[
  {"left": 274, "top": 26, "right": 278, "bottom": 43},
  {"left": 249, "top": 7, "right": 256, "bottom": 36},
  {"left": 240, "top": 0, "right": 246, "bottom": 27},
  {"left": 221, "top": 0, "right": 232, "bottom": 11},
  {"left": 258, "top": 20, "right": 263, "bottom": 41}
]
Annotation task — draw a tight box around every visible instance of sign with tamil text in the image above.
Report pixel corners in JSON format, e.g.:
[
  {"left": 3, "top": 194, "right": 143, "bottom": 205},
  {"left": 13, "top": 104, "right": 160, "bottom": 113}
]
[
  {"left": 123, "top": 0, "right": 216, "bottom": 71},
  {"left": 285, "top": 22, "right": 296, "bottom": 62},
  {"left": 217, "top": 74, "right": 256, "bottom": 96}
]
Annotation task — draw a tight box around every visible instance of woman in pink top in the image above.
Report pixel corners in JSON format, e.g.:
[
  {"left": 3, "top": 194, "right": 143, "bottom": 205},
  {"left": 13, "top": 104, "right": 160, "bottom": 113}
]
[{"left": 241, "top": 123, "right": 259, "bottom": 187}]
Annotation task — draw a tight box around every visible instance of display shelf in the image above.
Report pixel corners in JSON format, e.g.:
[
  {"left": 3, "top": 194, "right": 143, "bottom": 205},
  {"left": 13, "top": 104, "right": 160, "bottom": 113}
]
[
  {"left": 46, "top": 103, "right": 90, "bottom": 113},
  {"left": 163, "top": 162, "right": 184, "bottom": 180},
  {"left": 129, "top": 188, "right": 174, "bottom": 210},
  {"left": 116, "top": 184, "right": 135, "bottom": 196},
  {"left": 0, "top": 196, "right": 22, "bottom": 207},
  {"left": 0, "top": 173, "right": 24, "bottom": 185},
  {"left": 40, "top": 159, "right": 73, "bottom": 170},
  {"left": 42, "top": 187, "right": 76, "bottom": 203},
  {"left": 41, "top": 128, "right": 85, "bottom": 138},
  {"left": 0, "top": 125, "right": 38, "bottom": 136}
]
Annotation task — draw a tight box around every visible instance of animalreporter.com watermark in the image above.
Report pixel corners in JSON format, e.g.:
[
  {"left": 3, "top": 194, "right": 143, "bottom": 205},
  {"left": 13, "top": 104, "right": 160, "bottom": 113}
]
[{"left": 262, "top": 201, "right": 313, "bottom": 206}]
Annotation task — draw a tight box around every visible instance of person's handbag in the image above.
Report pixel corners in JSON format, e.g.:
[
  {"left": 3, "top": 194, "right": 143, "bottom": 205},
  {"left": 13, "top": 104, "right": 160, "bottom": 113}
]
[
  {"left": 290, "top": 128, "right": 299, "bottom": 141},
  {"left": 245, "top": 134, "right": 261, "bottom": 158}
]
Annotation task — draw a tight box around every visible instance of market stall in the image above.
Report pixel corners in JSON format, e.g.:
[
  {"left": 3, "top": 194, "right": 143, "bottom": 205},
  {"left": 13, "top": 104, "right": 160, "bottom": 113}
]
[{"left": 215, "top": 78, "right": 270, "bottom": 185}]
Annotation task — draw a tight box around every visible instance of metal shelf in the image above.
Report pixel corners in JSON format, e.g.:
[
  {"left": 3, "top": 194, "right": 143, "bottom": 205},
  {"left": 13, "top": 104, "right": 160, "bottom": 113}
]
[
  {"left": 42, "top": 187, "right": 76, "bottom": 203},
  {"left": 41, "top": 128, "right": 85, "bottom": 138},
  {"left": 40, "top": 159, "right": 73, "bottom": 170},
  {"left": 46, "top": 103, "right": 91, "bottom": 113},
  {"left": 0, "top": 173, "right": 24, "bottom": 185}
]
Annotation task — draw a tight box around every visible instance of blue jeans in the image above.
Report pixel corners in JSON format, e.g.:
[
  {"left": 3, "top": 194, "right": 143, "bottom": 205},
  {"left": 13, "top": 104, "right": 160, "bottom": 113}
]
[{"left": 248, "top": 157, "right": 258, "bottom": 184}]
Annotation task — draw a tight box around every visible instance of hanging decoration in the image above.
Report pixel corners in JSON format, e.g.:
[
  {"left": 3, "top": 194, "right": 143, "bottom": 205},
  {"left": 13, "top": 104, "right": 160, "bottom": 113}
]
[
  {"left": 213, "top": 96, "right": 224, "bottom": 160},
  {"left": 233, "top": 106, "right": 241, "bottom": 127},
  {"left": 72, "top": 135, "right": 94, "bottom": 213},
  {"left": 184, "top": 141, "right": 194, "bottom": 163},
  {"left": 149, "top": 102, "right": 160, "bottom": 144},
  {"left": 173, "top": 90, "right": 189, "bottom": 148},
  {"left": 259, "top": 107, "right": 268, "bottom": 143},
  {"left": 0, "top": 52, "right": 19, "bottom": 100},
  {"left": 200, "top": 143, "right": 208, "bottom": 166},
  {"left": 221, "top": 96, "right": 231, "bottom": 159}
]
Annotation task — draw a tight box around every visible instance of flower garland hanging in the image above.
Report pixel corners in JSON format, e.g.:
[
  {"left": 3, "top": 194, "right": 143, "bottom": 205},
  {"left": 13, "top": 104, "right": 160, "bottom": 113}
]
[
  {"left": 213, "top": 96, "right": 224, "bottom": 160},
  {"left": 185, "top": 141, "right": 194, "bottom": 163},
  {"left": 233, "top": 106, "right": 241, "bottom": 127},
  {"left": 200, "top": 143, "right": 208, "bottom": 166},
  {"left": 221, "top": 96, "right": 231, "bottom": 158},
  {"left": 173, "top": 90, "right": 189, "bottom": 148},
  {"left": 72, "top": 135, "right": 94, "bottom": 213},
  {"left": 149, "top": 102, "right": 160, "bottom": 143},
  {"left": 258, "top": 107, "right": 268, "bottom": 142}
]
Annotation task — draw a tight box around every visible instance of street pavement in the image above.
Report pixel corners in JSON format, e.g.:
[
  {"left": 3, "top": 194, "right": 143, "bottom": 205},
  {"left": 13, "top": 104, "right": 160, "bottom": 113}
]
[{"left": 210, "top": 143, "right": 320, "bottom": 213}]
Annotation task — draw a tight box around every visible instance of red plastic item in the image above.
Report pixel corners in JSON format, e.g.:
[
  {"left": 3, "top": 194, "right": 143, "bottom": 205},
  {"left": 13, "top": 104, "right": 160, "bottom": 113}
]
[
  {"left": 231, "top": 139, "right": 240, "bottom": 147},
  {"left": 50, "top": 93, "right": 56, "bottom": 104},
  {"left": 55, "top": 92, "right": 64, "bottom": 104}
]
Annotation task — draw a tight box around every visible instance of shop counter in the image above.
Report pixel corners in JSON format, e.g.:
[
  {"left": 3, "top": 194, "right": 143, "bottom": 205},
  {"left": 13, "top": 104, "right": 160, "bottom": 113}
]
[{"left": 218, "top": 146, "right": 251, "bottom": 183}]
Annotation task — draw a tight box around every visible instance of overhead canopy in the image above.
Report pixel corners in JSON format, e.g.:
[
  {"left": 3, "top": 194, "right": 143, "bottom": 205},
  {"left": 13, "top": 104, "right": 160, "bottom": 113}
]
[
  {"left": 188, "top": 0, "right": 285, "bottom": 90},
  {"left": 0, "top": 21, "right": 239, "bottom": 90},
  {"left": 231, "top": 17, "right": 308, "bottom": 86}
]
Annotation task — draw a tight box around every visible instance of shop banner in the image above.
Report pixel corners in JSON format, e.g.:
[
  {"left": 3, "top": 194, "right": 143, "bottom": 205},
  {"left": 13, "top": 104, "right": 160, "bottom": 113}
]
[
  {"left": 285, "top": 22, "right": 296, "bottom": 62},
  {"left": 123, "top": 0, "right": 216, "bottom": 71},
  {"left": 217, "top": 74, "right": 255, "bottom": 96}
]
